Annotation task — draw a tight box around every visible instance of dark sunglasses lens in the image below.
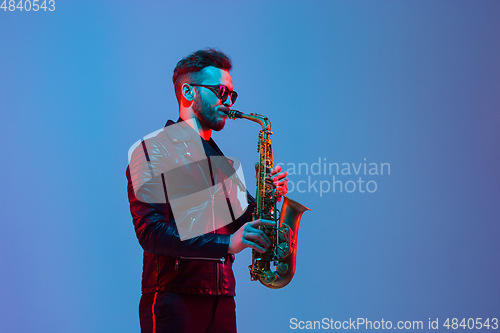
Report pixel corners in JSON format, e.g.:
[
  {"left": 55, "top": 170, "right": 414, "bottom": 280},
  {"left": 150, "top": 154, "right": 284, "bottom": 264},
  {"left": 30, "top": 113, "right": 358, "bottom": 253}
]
[
  {"left": 218, "top": 86, "right": 228, "bottom": 100},
  {"left": 230, "top": 91, "right": 238, "bottom": 104}
]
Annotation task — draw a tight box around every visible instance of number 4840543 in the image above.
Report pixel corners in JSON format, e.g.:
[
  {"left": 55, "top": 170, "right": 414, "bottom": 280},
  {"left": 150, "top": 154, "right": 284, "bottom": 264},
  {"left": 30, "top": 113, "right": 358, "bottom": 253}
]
[
  {"left": 1, "top": 0, "right": 55, "bottom": 11},
  {"left": 443, "top": 318, "right": 498, "bottom": 330}
]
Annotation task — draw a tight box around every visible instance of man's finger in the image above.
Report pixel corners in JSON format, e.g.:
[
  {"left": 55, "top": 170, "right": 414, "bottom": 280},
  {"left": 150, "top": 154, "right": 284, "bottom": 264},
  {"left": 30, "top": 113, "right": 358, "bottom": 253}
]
[
  {"left": 271, "top": 165, "right": 282, "bottom": 174},
  {"left": 271, "top": 170, "right": 287, "bottom": 178},
  {"left": 245, "top": 232, "right": 271, "bottom": 247},
  {"left": 250, "top": 219, "right": 275, "bottom": 227},
  {"left": 271, "top": 172, "right": 287, "bottom": 182},
  {"left": 273, "top": 178, "right": 288, "bottom": 186},
  {"left": 244, "top": 225, "right": 272, "bottom": 245},
  {"left": 243, "top": 239, "right": 267, "bottom": 253}
]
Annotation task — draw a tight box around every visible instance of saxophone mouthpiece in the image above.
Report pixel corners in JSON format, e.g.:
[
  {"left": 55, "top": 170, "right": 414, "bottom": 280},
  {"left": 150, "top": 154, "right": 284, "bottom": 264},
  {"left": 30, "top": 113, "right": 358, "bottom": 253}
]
[{"left": 224, "top": 109, "right": 243, "bottom": 119}]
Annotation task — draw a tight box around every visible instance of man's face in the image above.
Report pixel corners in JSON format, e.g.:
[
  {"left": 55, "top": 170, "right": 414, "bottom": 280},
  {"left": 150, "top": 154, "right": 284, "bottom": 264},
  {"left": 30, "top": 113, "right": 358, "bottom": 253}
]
[{"left": 191, "top": 66, "right": 234, "bottom": 132}]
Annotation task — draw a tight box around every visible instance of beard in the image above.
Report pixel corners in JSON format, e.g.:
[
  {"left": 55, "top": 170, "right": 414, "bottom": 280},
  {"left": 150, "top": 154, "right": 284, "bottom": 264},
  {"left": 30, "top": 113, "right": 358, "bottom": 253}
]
[{"left": 192, "top": 94, "right": 226, "bottom": 132}]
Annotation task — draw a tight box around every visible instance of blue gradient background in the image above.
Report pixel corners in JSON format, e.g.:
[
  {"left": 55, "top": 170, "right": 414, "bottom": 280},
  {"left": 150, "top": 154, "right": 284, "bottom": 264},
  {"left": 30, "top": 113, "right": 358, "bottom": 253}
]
[{"left": 1, "top": 1, "right": 499, "bottom": 332}]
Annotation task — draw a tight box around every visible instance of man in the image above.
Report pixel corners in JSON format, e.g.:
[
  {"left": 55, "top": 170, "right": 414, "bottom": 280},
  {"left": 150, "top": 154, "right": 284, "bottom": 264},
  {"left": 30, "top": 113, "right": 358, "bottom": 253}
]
[{"left": 126, "top": 49, "right": 288, "bottom": 333}]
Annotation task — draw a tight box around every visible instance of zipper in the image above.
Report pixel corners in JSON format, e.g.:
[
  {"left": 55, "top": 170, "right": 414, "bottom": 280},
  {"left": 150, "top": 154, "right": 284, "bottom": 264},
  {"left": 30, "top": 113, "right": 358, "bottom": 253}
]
[
  {"left": 216, "top": 260, "right": 220, "bottom": 295},
  {"left": 174, "top": 258, "right": 180, "bottom": 271},
  {"left": 196, "top": 162, "right": 219, "bottom": 235},
  {"left": 192, "top": 158, "right": 225, "bottom": 294},
  {"left": 187, "top": 217, "right": 196, "bottom": 232},
  {"left": 212, "top": 195, "right": 215, "bottom": 234},
  {"left": 198, "top": 157, "right": 225, "bottom": 196}
]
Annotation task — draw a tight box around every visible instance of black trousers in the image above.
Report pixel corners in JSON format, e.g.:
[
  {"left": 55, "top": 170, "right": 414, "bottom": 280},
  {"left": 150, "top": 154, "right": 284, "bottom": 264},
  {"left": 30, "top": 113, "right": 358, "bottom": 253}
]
[{"left": 139, "top": 292, "right": 237, "bottom": 333}]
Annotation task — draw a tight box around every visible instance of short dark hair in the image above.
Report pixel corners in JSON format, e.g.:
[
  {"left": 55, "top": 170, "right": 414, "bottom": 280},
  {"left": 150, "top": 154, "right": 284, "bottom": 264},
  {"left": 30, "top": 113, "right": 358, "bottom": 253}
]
[{"left": 172, "top": 48, "right": 232, "bottom": 102}]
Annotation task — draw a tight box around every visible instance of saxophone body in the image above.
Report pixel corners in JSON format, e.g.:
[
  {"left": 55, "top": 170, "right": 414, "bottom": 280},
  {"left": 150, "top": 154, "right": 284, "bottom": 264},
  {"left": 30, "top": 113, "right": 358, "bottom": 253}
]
[{"left": 224, "top": 110, "right": 310, "bottom": 289}]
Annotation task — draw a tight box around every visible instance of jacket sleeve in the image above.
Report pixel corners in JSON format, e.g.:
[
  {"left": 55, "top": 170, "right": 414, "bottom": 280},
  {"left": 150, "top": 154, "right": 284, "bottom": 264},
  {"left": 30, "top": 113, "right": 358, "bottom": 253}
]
[
  {"left": 127, "top": 167, "right": 232, "bottom": 258},
  {"left": 126, "top": 138, "right": 231, "bottom": 259}
]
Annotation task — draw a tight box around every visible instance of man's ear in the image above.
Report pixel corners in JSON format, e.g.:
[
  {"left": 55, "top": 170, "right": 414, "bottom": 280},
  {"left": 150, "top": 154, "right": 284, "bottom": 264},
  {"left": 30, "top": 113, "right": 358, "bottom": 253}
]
[{"left": 182, "top": 83, "right": 195, "bottom": 102}]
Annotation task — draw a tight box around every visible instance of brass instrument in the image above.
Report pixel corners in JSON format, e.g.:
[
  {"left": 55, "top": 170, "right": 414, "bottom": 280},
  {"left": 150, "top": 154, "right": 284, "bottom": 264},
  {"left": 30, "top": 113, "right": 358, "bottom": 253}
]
[{"left": 224, "top": 109, "right": 310, "bottom": 289}]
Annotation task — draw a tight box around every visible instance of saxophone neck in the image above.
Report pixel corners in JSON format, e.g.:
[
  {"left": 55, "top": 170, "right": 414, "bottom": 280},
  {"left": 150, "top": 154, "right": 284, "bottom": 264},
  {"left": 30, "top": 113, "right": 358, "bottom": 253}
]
[{"left": 224, "top": 109, "right": 272, "bottom": 131}]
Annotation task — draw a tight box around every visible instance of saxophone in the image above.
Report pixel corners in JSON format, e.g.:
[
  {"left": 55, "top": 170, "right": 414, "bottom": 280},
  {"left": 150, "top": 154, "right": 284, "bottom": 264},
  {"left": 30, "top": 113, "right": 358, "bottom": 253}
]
[{"left": 224, "top": 109, "right": 310, "bottom": 289}]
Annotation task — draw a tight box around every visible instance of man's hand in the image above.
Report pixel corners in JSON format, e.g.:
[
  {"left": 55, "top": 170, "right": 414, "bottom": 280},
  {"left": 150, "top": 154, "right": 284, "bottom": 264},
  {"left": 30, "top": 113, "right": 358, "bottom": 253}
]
[
  {"left": 228, "top": 219, "right": 274, "bottom": 254},
  {"left": 270, "top": 165, "right": 288, "bottom": 202},
  {"left": 255, "top": 164, "right": 289, "bottom": 202}
]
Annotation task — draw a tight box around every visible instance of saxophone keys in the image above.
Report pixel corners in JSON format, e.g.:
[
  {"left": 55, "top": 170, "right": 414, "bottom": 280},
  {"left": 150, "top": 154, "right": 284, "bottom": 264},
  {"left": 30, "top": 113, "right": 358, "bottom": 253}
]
[
  {"left": 261, "top": 271, "right": 277, "bottom": 284},
  {"left": 276, "top": 262, "right": 288, "bottom": 275}
]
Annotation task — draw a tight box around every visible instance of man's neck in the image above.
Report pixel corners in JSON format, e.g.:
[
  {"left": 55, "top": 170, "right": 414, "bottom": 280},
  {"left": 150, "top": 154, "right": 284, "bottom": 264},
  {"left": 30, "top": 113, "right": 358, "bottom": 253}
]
[{"left": 179, "top": 113, "right": 212, "bottom": 141}]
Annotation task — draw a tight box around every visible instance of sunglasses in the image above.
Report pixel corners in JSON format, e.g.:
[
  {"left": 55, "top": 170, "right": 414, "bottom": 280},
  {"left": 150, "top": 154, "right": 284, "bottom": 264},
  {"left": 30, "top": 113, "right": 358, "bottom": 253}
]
[{"left": 189, "top": 84, "right": 238, "bottom": 104}]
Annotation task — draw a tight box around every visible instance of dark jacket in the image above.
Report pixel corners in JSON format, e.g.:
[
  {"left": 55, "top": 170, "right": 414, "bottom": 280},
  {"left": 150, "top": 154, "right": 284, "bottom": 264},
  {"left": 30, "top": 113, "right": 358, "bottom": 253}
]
[{"left": 126, "top": 119, "right": 255, "bottom": 296}]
